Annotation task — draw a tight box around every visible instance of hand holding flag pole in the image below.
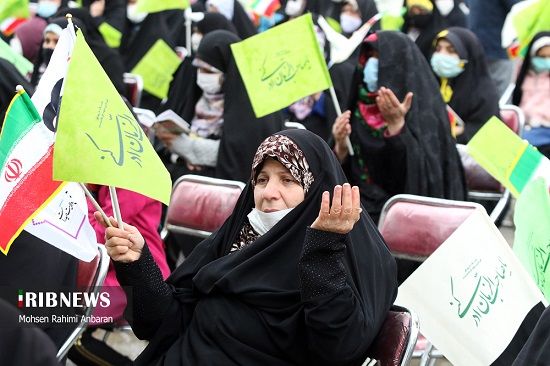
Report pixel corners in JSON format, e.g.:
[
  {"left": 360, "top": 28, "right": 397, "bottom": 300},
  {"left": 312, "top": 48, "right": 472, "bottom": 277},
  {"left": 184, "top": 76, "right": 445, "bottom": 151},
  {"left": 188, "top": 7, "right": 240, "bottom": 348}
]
[
  {"left": 79, "top": 183, "right": 112, "bottom": 227},
  {"left": 109, "top": 186, "right": 124, "bottom": 231}
]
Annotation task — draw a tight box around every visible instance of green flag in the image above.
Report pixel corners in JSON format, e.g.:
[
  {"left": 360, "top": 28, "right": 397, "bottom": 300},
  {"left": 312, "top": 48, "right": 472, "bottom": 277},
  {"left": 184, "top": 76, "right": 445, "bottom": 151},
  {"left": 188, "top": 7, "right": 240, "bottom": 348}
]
[
  {"left": 0, "top": 38, "right": 33, "bottom": 76},
  {"left": 98, "top": 22, "right": 122, "bottom": 48},
  {"left": 467, "top": 116, "right": 550, "bottom": 197},
  {"left": 130, "top": 39, "right": 182, "bottom": 99},
  {"left": 136, "top": 0, "right": 189, "bottom": 13},
  {"left": 231, "top": 14, "right": 332, "bottom": 118},
  {"left": 0, "top": 0, "right": 29, "bottom": 21},
  {"left": 54, "top": 31, "right": 171, "bottom": 205},
  {"left": 512, "top": 0, "right": 550, "bottom": 57},
  {"left": 513, "top": 177, "right": 550, "bottom": 301}
]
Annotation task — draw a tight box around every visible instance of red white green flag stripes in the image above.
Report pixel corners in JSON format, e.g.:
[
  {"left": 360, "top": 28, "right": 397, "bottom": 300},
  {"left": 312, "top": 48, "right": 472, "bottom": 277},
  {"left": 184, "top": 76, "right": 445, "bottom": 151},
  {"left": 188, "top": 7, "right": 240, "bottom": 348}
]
[{"left": 0, "top": 89, "right": 65, "bottom": 254}]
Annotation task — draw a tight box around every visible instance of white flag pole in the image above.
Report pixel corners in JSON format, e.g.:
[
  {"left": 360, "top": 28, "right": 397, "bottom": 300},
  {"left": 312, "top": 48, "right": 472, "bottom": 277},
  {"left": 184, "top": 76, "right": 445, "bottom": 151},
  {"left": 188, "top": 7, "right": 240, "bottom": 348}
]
[
  {"left": 109, "top": 186, "right": 124, "bottom": 230},
  {"left": 79, "top": 183, "right": 112, "bottom": 228}
]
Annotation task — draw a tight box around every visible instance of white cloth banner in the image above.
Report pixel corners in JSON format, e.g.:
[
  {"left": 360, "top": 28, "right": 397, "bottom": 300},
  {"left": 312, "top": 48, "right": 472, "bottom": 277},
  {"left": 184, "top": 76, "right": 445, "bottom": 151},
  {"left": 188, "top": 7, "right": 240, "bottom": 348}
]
[
  {"left": 25, "top": 183, "right": 97, "bottom": 262},
  {"left": 396, "top": 209, "right": 546, "bottom": 366}
]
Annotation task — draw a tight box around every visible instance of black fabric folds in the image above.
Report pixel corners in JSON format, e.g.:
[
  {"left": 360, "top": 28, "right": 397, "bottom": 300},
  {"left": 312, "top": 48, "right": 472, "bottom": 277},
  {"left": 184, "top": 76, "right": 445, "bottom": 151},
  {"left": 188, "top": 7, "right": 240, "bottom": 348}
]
[
  {"left": 436, "top": 27, "right": 500, "bottom": 143},
  {"left": 346, "top": 31, "right": 466, "bottom": 219},
  {"left": 118, "top": 129, "right": 397, "bottom": 365}
]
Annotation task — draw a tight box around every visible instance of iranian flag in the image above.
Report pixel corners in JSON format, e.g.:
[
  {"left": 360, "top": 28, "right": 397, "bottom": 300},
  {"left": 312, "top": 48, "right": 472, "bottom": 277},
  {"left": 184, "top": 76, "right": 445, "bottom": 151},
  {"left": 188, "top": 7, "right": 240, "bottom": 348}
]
[{"left": 0, "top": 88, "right": 65, "bottom": 254}]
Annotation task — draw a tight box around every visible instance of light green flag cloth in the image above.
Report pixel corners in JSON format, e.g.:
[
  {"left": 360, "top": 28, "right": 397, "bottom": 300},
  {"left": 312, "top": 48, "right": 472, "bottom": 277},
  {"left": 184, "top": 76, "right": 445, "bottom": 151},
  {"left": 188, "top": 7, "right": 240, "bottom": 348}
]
[
  {"left": 467, "top": 116, "right": 550, "bottom": 197},
  {"left": 0, "top": 0, "right": 29, "bottom": 21},
  {"left": 54, "top": 31, "right": 171, "bottom": 205},
  {"left": 231, "top": 13, "right": 333, "bottom": 118},
  {"left": 130, "top": 39, "right": 182, "bottom": 100},
  {"left": 511, "top": 0, "right": 550, "bottom": 57},
  {"left": 513, "top": 177, "right": 550, "bottom": 301},
  {"left": 136, "top": 0, "right": 189, "bottom": 13},
  {"left": 98, "top": 22, "right": 122, "bottom": 48},
  {"left": 0, "top": 38, "right": 33, "bottom": 76}
]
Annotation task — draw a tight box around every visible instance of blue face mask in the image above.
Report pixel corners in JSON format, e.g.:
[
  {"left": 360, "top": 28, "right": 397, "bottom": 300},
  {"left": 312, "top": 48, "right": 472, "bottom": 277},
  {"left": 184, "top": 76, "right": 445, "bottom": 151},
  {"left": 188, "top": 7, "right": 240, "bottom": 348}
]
[
  {"left": 430, "top": 52, "right": 464, "bottom": 78},
  {"left": 531, "top": 57, "right": 550, "bottom": 73},
  {"left": 363, "top": 57, "right": 379, "bottom": 92},
  {"left": 37, "top": 1, "right": 59, "bottom": 18}
]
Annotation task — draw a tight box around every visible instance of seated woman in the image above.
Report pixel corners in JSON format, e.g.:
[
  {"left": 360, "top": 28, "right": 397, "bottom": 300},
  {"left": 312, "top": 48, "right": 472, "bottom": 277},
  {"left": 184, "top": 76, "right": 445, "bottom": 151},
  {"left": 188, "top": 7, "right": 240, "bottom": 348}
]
[
  {"left": 332, "top": 31, "right": 466, "bottom": 223},
  {"left": 155, "top": 30, "right": 284, "bottom": 183},
  {"left": 512, "top": 32, "right": 550, "bottom": 159},
  {"left": 431, "top": 27, "right": 500, "bottom": 143},
  {"left": 94, "top": 129, "right": 397, "bottom": 365}
]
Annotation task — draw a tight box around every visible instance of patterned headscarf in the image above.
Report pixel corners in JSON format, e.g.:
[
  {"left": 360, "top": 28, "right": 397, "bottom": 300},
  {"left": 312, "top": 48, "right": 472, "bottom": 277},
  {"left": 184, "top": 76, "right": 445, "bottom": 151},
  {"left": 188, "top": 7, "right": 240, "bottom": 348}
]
[{"left": 251, "top": 134, "right": 314, "bottom": 194}]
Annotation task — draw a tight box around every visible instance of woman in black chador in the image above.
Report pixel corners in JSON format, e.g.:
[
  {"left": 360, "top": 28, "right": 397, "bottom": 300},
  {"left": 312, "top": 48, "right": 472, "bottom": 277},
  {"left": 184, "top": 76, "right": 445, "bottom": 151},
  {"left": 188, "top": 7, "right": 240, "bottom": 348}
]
[
  {"left": 332, "top": 31, "right": 466, "bottom": 223},
  {"left": 95, "top": 129, "right": 398, "bottom": 365}
]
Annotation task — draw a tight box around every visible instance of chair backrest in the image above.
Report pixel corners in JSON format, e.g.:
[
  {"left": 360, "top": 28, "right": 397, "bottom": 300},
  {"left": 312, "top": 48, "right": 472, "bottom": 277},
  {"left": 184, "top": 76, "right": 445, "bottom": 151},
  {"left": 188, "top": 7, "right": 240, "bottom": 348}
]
[
  {"left": 284, "top": 121, "right": 307, "bottom": 130},
  {"left": 456, "top": 144, "right": 503, "bottom": 193},
  {"left": 499, "top": 104, "right": 525, "bottom": 137},
  {"left": 56, "top": 244, "right": 110, "bottom": 361},
  {"left": 378, "top": 194, "right": 481, "bottom": 260},
  {"left": 364, "top": 305, "right": 419, "bottom": 366},
  {"left": 161, "top": 175, "right": 245, "bottom": 239},
  {"left": 123, "top": 73, "right": 143, "bottom": 108}
]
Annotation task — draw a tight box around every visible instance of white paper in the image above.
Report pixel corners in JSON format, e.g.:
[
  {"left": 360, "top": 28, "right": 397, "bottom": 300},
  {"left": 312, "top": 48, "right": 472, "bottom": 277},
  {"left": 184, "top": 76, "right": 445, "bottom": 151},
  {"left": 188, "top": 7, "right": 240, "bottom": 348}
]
[
  {"left": 154, "top": 109, "right": 191, "bottom": 134},
  {"left": 396, "top": 209, "right": 546, "bottom": 366}
]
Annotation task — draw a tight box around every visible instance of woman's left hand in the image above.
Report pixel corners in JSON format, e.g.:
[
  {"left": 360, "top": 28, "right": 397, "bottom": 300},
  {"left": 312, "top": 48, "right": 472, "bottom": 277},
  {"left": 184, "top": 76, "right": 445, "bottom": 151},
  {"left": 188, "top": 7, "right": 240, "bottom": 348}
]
[
  {"left": 376, "top": 87, "right": 413, "bottom": 135},
  {"left": 311, "top": 183, "right": 362, "bottom": 234}
]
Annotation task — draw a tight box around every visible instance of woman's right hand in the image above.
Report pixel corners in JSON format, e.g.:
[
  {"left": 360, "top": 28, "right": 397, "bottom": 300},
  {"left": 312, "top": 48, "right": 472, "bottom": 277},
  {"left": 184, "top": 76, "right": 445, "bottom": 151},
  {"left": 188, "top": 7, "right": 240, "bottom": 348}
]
[
  {"left": 93, "top": 212, "right": 145, "bottom": 263},
  {"left": 154, "top": 126, "right": 179, "bottom": 148},
  {"left": 332, "top": 110, "right": 352, "bottom": 162}
]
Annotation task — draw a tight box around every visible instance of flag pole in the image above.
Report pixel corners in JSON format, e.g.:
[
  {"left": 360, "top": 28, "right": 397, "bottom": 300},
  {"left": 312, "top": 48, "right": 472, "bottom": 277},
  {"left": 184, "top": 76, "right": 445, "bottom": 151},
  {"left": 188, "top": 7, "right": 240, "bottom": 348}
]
[
  {"left": 185, "top": 7, "right": 192, "bottom": 55},
  {"left": 79, "top": 183, "right": 113, "bottom": 227},
  {"left": 328, "top": 85, "right": 354, "bottom": 156},
  {"left": 109, "top": 186, "right": 124, "bottom": 230}
]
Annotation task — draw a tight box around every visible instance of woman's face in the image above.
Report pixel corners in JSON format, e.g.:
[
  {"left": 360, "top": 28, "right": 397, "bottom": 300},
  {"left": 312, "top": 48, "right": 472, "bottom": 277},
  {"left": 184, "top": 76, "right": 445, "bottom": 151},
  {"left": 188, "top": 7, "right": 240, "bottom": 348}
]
[
  {"left": 536, "top": 45, "right": 550, "bottom": 58},
  {"left": 254, "top": 158, "right": 305, "bottom": 213},
  {"left": 435, "top": 39, "right": 459, "bottom": 58},
  {"left": 43, "top": 31, "right": 59, "bottom": 49}
]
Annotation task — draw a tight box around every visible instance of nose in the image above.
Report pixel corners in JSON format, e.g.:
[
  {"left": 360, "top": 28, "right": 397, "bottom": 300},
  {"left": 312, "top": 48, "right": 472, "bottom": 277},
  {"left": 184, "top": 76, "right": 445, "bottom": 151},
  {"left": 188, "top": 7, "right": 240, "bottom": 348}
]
[{"left": 262, "top": 179, "right": 281, "bottom": 201}]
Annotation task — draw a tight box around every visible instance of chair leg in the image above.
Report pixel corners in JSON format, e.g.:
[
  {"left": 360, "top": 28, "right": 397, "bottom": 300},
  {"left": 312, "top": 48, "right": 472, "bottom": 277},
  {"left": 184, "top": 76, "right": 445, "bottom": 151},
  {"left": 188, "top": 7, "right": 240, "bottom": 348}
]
[{"left": 419, "top": 342, "right": 433, "bottom": 366}]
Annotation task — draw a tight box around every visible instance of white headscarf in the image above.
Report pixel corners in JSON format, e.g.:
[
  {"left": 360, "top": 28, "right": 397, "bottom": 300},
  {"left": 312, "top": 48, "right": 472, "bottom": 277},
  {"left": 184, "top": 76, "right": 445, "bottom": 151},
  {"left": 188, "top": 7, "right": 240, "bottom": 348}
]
[{"left": 206, "top": 0, "right": 235, "bottom": 20}]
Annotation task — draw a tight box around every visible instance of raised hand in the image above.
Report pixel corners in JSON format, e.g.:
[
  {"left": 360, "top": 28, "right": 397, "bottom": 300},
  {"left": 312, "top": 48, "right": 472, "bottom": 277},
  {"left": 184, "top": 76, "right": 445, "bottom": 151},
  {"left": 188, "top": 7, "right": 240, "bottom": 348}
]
[
  {"left": 94, "top": 212, "right": 145, "bottom": 263},
  {"left": 311, "top": 183, "right": 362, "bottom": 234},
  {"left": 376, "top": 87, "right": 413, "bottom": 135},
  {"left": 332, "top": 110, "right": 352, "bottom": 162}
]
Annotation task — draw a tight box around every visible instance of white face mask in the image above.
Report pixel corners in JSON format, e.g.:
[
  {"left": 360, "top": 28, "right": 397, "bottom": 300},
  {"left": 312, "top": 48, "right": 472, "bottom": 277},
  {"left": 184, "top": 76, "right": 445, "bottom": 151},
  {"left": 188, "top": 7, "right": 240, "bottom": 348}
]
[
  {"left": 435, "top": 0, "right": 455, "bottom": 17},
  {"left": 10, "top": 37, "right": 23, "bottom": 55},
  {"left": 247, "top": 208, "right": 294, "bottom": 235},
  {"left": 127, "top": 3, "right": 147, "bottom": 24},
  {"left": 196, "top": 71, "right": 223, "bottom": 94},
  {"left": 340, "top": 13, "right": 362, "bottom": 33},
  {"left": 191, "top": 33, "right": 202, "bottom": 53},
  {"left": 285, "top": 0, "right": 303, "bottom": 17}
]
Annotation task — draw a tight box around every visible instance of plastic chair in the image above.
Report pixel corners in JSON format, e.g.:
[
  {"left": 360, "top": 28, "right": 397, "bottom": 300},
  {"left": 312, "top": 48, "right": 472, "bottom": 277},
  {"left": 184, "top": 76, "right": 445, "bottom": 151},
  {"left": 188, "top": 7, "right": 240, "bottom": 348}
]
[
  {"left": 161, "top": 175, "right": 245, "bottom": 265},
  {"left": 500, "top": 104, "right": 525, "bottom": 136},
  {"left": 123, "top": 73, "right": 143, "bottom": 108},
  {"left": 457, "top": 105, "right": 524, "bottom": 223},
  {"left": 284, "top": 121, "right": 307, "bottom": 130},
  {"left": 363, "top": 305, "right": 420, "bottom": 366},
  {"left": 161, "top": 174, "right": 245, "bottom": 240},
  {"left": 56, "top": 244, "right": 110, "bottom": 361},
  {"left": 378, "top": 194, "right": 483, "bottom": 365}
]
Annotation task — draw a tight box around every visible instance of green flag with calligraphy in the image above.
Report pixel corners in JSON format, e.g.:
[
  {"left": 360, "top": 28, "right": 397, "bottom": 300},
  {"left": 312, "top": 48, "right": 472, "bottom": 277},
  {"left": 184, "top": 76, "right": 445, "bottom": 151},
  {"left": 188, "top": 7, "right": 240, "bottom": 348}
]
[
  {"left": 130, "top": 39, "right": 182, "bottom": 99},
  {"left": 231, "top": 13, "right": 332, "bottom": 118},
  {"left": 54, "top": 31, "right": 171, "bottom": 205},
  {"left": 513, "top": 177, "right": 550, "bottom": 301}
]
